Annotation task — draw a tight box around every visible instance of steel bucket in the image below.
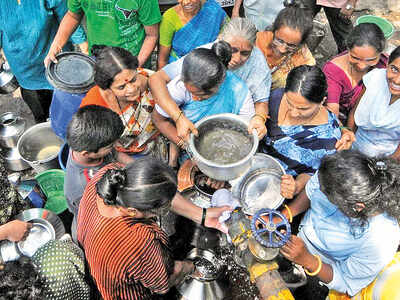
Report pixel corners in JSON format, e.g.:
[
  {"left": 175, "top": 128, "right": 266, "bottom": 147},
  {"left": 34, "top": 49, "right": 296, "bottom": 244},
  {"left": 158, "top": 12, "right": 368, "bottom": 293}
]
[
  {"left": 17, "top": 122, "right": 63, "bottom": 173},
  {"left": 187, "top": 114, "right": 258, "bottom": 181},
  {"left": 0, "top": 62, "right": 19, "bottom": 94}
]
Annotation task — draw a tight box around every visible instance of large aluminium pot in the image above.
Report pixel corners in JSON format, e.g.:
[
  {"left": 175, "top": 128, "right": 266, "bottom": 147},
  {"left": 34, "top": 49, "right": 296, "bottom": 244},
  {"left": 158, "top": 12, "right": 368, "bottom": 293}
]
[
  {"left": 0, "top": 62, "right": 20, "bottom": 94},
  {"left": 0, "top": 112, "right": 26, "bottom": 148},
  {"left": 187, "top": 114, "right": 258, "bottom": 181},
  {"left": 1, "top": 147, "right": 30, "bottom": 171},
  {"left": 17, "top": 122, "right": 63, "bottom": 173}
]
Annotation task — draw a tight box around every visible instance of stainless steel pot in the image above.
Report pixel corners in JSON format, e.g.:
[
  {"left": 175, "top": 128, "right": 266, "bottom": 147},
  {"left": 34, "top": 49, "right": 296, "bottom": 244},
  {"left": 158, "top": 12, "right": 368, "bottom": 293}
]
[
  {"left": 0, "top": 62, "right": 19, "bottom": 94},
  {"left": 187, "top": 114, "right": 258, "bottom": 181},
  {"left": 177, "top": 248, "right": 228, "bottom": 300},
  {"left": 17, "top": 122, "right": 63, "bottom": 173},
  {"left": 0, "top": 112, "right": 26, "bottom": 148},
  {"left": 1, "top": 147, "right": 30, "bottom": 171}
]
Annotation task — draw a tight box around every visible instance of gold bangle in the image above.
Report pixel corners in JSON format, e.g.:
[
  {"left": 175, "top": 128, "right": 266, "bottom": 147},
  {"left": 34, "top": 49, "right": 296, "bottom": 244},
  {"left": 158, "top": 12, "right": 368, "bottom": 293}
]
[
  {"left": 304, "top": 254, "right": 322, "bottom": 276},
  {"left": 176, "top": 138, "right": 185, "bottom": 148},
  {"left": 253, "top": 113, "right": 267, "bottom": 123},
  {"left": 175, "top": 110, "right": 183, "bottom": 123},
  {"left": 283, "top": 204, "right": 293, "bottom": 223}
]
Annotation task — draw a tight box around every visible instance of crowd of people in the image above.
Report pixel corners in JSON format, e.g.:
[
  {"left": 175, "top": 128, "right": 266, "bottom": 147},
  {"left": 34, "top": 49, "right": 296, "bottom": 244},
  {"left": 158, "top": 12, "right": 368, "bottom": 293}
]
[{"left": 1, "top": 0, "right": 400, "bottom": 299}]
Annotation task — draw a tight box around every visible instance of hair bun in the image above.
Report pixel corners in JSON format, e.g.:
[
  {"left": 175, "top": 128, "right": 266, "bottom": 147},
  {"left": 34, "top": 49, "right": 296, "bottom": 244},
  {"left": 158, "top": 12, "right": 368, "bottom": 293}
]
[
  {"left": 96, "top": 168, "right": 127, "bottom": 205},
  {"left": 91, "top": 44, "right": 107, "bottom": 58},
  {"left": 211, "top": 41, "right": 232, "bottom": 68}
]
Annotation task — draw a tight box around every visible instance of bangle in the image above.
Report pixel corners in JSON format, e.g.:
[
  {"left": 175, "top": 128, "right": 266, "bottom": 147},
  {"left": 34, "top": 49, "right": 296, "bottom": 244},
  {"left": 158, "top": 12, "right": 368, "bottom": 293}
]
[
  {"left": 339, "top": 126, "right": 352, "bottom": 131},
  {"left": 176, "top": 138, "right": 185, "bottom": 148},
  {"left": 175, "top": 110, "right": 183, "bottom": 123},
  {"left": 304, "top": 254, "right": 322, "bottom": 276},
  {"left": 201, "top": 208, "right": 207, "bottom": 227},
  {"left": 253, "top": 113, "right": 267, "bottom": 123},
  {"left": 283, "top": 204, "right": 293, "bottom": 223}
]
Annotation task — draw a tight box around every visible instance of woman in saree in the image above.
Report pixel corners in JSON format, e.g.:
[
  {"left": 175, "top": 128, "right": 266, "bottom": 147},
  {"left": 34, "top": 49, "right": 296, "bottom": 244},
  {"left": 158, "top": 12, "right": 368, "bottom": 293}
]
[
  {"left": 152, "top": 41, "right": 254, "bottom": 167},
  {"left": 255, "top": 6, "right": 316, "bottom": 91},
  {"left": 151, "top": 18, "right": 271, "bottom": 142},
  {"left": 79, "top": 46, "right": 160, "bottom": 157},
  {"left": 323, "top": 23, "right": 387, "bottom": 124},
  {"left": 158, "top": 0, "right": 228, "bottom": 69},
  {"left": 348, "top": 46, "right": 400, "bottom": 161},
  {"left": 260, "top": 65, "right": 345, "bottom": 199}
]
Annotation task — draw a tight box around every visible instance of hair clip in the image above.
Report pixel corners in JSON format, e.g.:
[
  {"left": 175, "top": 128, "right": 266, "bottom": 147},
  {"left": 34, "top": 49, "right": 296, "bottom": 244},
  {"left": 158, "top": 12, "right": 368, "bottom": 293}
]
[{"left": 375, "top": 161, "right": 387, "bottom": 172}]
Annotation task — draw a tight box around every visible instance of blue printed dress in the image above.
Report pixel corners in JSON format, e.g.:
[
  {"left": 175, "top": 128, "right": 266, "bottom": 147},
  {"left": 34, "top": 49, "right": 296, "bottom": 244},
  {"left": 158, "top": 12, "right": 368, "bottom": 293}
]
[{"left": 260, "top": 89, "right": 341, "bottom": 176}]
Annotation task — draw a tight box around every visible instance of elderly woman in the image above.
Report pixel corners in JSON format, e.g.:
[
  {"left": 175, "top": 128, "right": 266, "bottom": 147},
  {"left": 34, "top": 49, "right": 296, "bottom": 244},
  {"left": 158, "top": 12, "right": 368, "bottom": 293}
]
[
  {"left": 152, "top": 41, "right": 254, "bottom": 167},
  {"left": 150, "top": 18, "right": 271, "bottom": 141},
  {"left": 158, "top": 0, "right": 228, "bottom": 69},
  {"left": 79, "top": 46, "right": 159, "bottom": 155},
  {"left": 279, "top": 151, "right": 400, "bottom": 299},
  {"left": 77, "top": 158, "right": 196, "bottom": 299},
  {"left": 323, "top": 23, "right": 387, "bottom": 124},
  {"left": 348, "top": 46, "right": 400, "bottom": 160},
  {"left": 255, "top": 7, "right": 316, "bottom": 91},
  {"left": 260, "top": 65, "right": 344, "bottom": 199}
]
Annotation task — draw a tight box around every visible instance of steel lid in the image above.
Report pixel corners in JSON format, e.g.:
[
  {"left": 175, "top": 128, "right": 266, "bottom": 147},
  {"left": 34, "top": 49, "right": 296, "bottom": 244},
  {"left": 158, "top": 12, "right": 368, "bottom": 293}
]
[
  {"left": 17, "top": 221, "right": 54, "bottom": 257},
  {"left": 46, "top": 52, "right": 95, "bottom": 94},
  {"left": 229, "top": 153, "right": 285, "bottom": 215}
]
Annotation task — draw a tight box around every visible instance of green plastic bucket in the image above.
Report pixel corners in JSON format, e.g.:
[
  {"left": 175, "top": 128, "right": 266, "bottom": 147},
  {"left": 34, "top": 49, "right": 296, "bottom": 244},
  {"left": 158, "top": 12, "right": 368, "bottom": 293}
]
[
  {"left": 356, "top": 15, "right": 395, "bottom": 39},
  {"left": 35, "top": 169, "right": 67, "bottom": 214}
]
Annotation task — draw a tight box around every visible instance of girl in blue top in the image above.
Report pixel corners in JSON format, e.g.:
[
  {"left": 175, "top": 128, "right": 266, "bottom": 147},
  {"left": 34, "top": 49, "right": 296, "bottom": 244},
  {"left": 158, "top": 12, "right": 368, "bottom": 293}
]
[{"left": 279, "top": 150, "right": 400, "bottom": 298}]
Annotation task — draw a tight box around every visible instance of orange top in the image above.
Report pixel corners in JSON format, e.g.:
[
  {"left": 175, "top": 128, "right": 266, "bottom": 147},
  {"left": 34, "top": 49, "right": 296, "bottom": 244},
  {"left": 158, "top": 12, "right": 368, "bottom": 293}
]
[{"left": 80, "top": 86, "right": 108, "bottom": 108}]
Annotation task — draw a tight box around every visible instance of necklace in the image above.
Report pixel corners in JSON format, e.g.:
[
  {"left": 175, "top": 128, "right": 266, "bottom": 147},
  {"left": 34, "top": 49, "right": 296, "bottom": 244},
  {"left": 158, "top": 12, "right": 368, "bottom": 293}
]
[{"left": 282, "top": 102, "right": 322, "bottom": 126}]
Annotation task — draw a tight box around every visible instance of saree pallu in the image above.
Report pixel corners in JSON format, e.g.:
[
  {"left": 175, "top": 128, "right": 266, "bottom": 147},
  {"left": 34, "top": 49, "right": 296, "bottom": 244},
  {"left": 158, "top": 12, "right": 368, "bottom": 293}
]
[
  {"left": 169, "top": 0, "right": 227, "bottom": 63},
  {"left": 328, "top": 252, "right": 400, "bottom": 300},
  {"left": 260, "top": 89, "right": 341, "bottom": 176},
  {"left": 182, "top": 71, "right": 249, "bottom": 123}
]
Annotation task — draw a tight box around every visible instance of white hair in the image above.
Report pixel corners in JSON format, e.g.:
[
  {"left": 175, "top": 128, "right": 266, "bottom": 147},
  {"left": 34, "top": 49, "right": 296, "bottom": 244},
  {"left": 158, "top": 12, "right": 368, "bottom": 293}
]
[{"left": 219, "top": 18, "right": 258, "bottom": 45}]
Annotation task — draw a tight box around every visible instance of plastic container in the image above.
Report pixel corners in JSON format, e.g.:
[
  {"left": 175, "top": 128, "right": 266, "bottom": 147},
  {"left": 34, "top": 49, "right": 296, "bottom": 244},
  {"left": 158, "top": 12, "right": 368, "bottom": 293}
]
[
  {"left": 58, "top": 143, "right": 69, "bottom": 171},
  {"left": 356, "top": 15, "right": 395, "bottom": 39},
  {"left": 50, "top": 90, "right": 84, "bottom": 140},
  {"left": 35, "top": 169, "right": 67, "bottom": 214}
]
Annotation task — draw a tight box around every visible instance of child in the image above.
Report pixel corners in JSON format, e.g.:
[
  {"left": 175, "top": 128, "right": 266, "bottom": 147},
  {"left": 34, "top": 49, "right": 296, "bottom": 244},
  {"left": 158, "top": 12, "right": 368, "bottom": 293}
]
[{"left": 65, "top": 105, "right": 132, "bottom": 239}]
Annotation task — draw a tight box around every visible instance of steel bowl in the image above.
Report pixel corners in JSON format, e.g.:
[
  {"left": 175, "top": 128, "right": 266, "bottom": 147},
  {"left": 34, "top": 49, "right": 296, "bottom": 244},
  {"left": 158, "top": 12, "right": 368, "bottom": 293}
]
[{"left": 187, "top": 114, "right": 258, "bottom": 181}]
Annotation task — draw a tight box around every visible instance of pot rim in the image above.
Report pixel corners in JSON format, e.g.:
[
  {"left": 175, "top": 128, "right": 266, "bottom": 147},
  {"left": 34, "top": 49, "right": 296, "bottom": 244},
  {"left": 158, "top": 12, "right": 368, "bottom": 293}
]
[
  {"left": 187, "top": 113, "right": 258, "bottom": 168},
  {"left": 17, "top": 121, "right": 62, "bottom": 164}
]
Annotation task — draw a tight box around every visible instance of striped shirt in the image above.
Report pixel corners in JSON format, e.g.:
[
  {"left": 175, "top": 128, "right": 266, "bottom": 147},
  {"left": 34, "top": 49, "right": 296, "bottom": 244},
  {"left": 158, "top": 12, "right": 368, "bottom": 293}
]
[{"left": 77, "top": 163, "right": 173, "bottom": 300}]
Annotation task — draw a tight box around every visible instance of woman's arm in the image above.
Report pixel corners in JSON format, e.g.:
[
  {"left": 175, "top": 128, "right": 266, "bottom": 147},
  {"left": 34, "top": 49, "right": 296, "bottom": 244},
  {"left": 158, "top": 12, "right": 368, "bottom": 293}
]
[
  {"left": 280, "top": 173, "right": 311, "bottom": 199},
  {"left": 44, "top": 11, "right": 82, "bottom": 66},
  {"left": 390, "top": 143, "right": 400, "bottom": 162},
  {"left": 249, "top": 101, "right": 269, "bottom": 139},
  {"left": 158, "top": 45, "right": 172, "bottom": 70},
  {"left": 168, "top": 260, "right": 194, "bottom": 287},
  {"left": 137, "top": 24, "right": 159, "bottom": 67},
  {"left": 280, "top": 235, "right": 334, "bottom": 284},
  {"left": 232, "top": 0, "right": 243, "bottom": 18},
  {"left": 0, "top": 220, "right": 32, "bottom": 242},
  {"left": 149, "top": 71, "right": 198, "bottom": 139},
  {"left": 347, "top": 86, "right": 366, "bottom": 132},
  {"left": 151, "top": 110, "right": 181, "bottom": 145}
]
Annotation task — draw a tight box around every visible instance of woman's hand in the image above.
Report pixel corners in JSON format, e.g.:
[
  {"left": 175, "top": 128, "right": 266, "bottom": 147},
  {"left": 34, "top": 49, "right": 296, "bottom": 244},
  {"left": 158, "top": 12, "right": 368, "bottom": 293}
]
[
  {"left": 176, "top": 115, "right": 198, "bottom": 141},
  {"left": 248, "top": 115, "right": 267, "bottom": 140},
  {"left": 204, "top": 206, "right": 232, "bottom": 233},
  {"left": 280, "top": 235, "right": 312, "bottom": 267},
  {"left": 44, "top": 43, "right": 63, "bottom": 67},
  {"left": 335, "top": 128, "right": 355, "bottom": 151},
  {"left": 2, "top": 220, "right": 32, "bottom": 242},
  {"left": 280, "top": 174, "right": 296, "bottom": 199}
]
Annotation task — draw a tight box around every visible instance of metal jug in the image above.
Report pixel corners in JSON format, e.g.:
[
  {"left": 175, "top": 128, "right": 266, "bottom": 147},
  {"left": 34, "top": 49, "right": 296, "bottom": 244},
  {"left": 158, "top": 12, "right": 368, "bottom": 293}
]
[{"left": 177, "top": 248, "right": 229, "bottom": 300}]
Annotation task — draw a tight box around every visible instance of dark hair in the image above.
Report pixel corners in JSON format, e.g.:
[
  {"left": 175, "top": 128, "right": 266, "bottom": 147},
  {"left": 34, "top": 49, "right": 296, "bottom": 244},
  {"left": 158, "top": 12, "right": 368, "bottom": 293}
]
[
  {"left": 0, "top": 257, "right": 43, "bottom": 299},
  {"left": 181, "top": 41, "right": 232, "bottom": 93},
  {"left": 346, "top": 23, "right": 386, "bottom": 53},
  {"left": 92, "top": 45, "right": 139, "bottom": 90},
  {"left": 389, "top": 45, "right": 400, "bottom": 64},
  {"left": 96, "top": 158, "right": 177, "bottom": 212},
  {"left": 318, "top": 150, "right": 400, "bottom": 230},
  {"left": 272, "top": 7, "right": 313, "bottom": 43},
  {"left": 67, "top": 105, "right": 124, "bottom": 153},
  {"left": 285, "top": 65, "right": 327, "bottom": 103}
]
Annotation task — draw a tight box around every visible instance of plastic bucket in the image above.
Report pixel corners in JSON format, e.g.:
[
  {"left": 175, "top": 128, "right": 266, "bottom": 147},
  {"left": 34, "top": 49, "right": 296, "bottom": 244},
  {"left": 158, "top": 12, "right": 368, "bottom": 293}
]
[
  {"left": 35, "top": 169, "right": 68, "bottom": 214},
  {"left": 49, "top": 90, "right": 84, "bottom": 140},
  {"left": 356, "top": 15, "right": 395, "bottom": 39}
]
